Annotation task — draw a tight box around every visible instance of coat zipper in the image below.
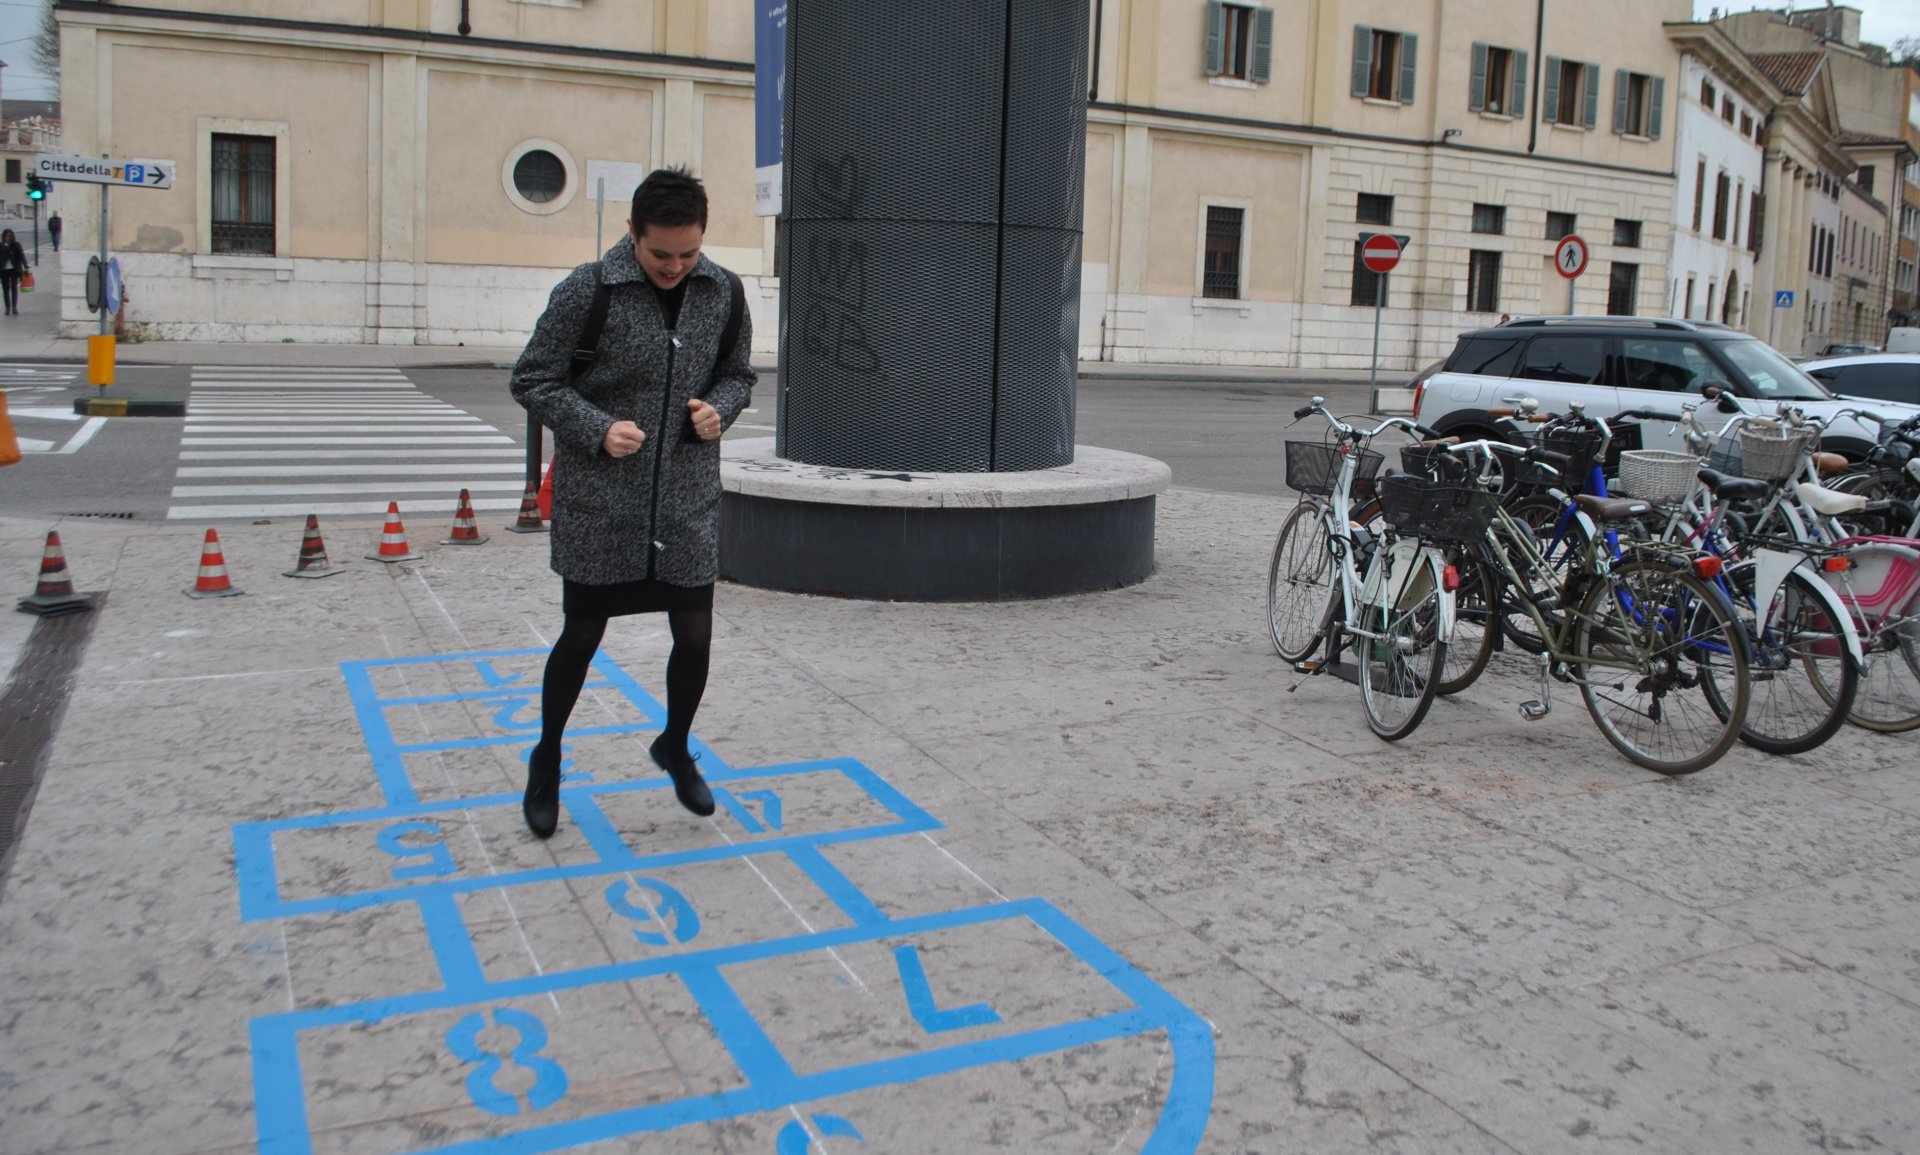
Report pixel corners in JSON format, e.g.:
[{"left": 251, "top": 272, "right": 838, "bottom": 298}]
[{"left": 646, "top": 325, "right": 680, "bottom": 580}]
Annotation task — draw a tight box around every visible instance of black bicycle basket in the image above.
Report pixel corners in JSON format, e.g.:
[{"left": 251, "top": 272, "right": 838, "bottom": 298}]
[
  {"left": 1376, "top": 475, "right": 1500, "bottom": 545},
  {"left": 1285, "top": 440, "right": 1384, "bottom": 499}
]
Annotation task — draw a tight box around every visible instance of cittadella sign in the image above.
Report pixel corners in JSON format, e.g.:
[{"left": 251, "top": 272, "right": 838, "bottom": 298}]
[{"left": 34, "top": 154, "right": 175, "bottom": 190}]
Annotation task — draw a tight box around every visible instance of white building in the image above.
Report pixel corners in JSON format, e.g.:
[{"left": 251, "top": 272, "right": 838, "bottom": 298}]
[{"left": 1668, "top": 32, "right": 1767, "bottom": 331}]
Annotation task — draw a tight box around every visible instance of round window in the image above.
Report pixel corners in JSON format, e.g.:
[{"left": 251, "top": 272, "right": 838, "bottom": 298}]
[{"left": 512, "top": 150, "right": 566, "bottom": 204}]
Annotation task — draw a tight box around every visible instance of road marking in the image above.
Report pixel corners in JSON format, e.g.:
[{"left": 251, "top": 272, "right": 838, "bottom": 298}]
[
  {"left": 166, "top": 497, "right": 527, "bottom": 519},
  {"left": 172, "top": 480, "right": 529, "bottom": 497},
  {"left": 181, "top": 435, "right": 515, "bottom": 445},
  {"left": 179, "top": 448, "right": 526, "bottom": 460},
  {"left": 177, "top": 463, "right": 527, "bottom": 478}
]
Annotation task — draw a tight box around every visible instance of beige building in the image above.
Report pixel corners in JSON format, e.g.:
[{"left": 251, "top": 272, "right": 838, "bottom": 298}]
[
  {"left": 60, "top": 0, "right": 1692, "bottom": 366},
  {"left": 0, "top": 116, "right": 62, "bottom": 238}
]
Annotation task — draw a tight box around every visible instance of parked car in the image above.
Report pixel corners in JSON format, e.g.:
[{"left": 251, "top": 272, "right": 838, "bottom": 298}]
[
  {"left": 1799, "top": 353, "right": 1920, "bottom": 408},
  {"left": 1886, "top": 327, "right": 1920, "bottom": 354},
  {"left": 1814, "top": 343, "right": 1881, "bottom": 357},
  {"left": 1409, "top": 316, "right": 1920, "bottom": 459}
]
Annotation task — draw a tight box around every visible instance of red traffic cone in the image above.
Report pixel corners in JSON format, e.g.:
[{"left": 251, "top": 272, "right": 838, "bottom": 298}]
[
  {"left": 505, "top": 482, "right": 548, "bottom": 534},
  {"left": 184, "top": 528, "right": 244, "bottom": 599},
  {"left": 366, "top": 501, "right": 424, "bottom": 562},
  {"left": 17, "top": 530, "right": 95, "bottom": 616},
  {"left": 440, "top": 488, "right": 489, "bottom": 545},
  {"left": 285, "top": 514, "right": 345, "bottom": 578}
]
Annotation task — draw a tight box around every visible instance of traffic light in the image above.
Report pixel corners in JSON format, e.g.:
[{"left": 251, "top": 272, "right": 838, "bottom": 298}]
[{"left": 25, "top": 175, "right": 45, "bottom": 201}]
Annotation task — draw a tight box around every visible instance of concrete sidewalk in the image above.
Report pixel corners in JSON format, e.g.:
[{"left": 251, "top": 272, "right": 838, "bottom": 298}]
[{"left": 1, "top": 487, "right": 1917, "bottom": 1153}]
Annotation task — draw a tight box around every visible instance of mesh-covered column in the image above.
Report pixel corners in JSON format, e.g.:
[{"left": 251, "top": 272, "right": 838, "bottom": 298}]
[{"left": 776, "top": 0, "right": 1088, "bottom": 472}]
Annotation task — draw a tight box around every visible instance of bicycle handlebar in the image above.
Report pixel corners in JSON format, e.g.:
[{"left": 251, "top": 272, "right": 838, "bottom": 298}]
[{"left": 1293, "top": 398, "right": 1437, "bottom": 442}]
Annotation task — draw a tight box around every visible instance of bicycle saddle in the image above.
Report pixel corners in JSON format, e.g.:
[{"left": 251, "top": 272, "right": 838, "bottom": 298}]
[
  {"left": 1795, "top": 482, "right": 1868, "bottom": 516},
  {"left": 1694, "top": 468, "right": 1772, "bottom": 502},
  {"left": 1811, "top": 451, "right": 1850, "bottom": 476},
  {"left": 1572, "top": 494, "right": 1651, "bottom": 523}
]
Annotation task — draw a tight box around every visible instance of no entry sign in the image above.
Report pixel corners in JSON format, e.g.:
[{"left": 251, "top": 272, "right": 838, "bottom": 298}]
[{"left": 1361, "top": 233, "right": 1402, "bottom": 274}]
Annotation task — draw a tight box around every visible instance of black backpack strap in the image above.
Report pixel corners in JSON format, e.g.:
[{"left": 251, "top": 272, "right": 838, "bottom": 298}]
[
  {"left": 569, "top": 261, "right": 612, "bottom": 381},
  {"left": 715, "top": 267, "right": 745, "bottom": 375}
]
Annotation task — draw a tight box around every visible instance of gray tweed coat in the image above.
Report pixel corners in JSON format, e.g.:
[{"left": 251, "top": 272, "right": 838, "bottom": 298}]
[{"left": 509, "top": 241, "right": 754, "bottom": 586}]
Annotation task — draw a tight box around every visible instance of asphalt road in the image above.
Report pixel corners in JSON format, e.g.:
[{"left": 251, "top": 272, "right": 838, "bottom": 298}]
[{"left": 2, "top": 365, "right": 1378, "bottom": 521}]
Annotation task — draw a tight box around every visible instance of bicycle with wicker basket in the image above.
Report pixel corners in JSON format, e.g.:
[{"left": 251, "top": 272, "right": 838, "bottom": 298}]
[{"left": 1266, "top": 398, "right": 1466, "bottom": 740}]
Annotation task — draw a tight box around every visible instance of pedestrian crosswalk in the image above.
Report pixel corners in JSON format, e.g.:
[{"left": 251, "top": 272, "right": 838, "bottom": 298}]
[{"left": 166, "top": 366, "right": 530, "bottom": 521}]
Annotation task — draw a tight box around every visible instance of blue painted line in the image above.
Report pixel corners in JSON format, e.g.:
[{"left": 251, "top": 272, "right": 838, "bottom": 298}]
[
  {"left": 895, "top": 944, "right": 1001, "bottom": 1032},
  {"left": 343, "top": 658, "right": 417, "bottom": 806},
  {"left": 738, "top": 789, "right": 783, "bottom": 830},
  {"left": 406, "top": 1009, "right": 1165, "bottom": 1155},
  {"left": 677, "top": 965, "right": 798, "bottom": 1085},
  {"left": 417, "top": 892, "right": 488, "bottom": 993},
  {"left": 711, "top": 787, "right": 766, "bottom": 834},
  {"left": 473, "top": 659, "right": 527, "bottom": 688},
  {"left": 394, "top": 724, "right": 655, "bottom": 756},
  {"left": 587, "top": 650, "right": 669, "bottom": 726},
  {"left": 365, "top": 682, "right": 612, "bottom": 709},
  {"left": 784, "top": 844, "right": 888, "bottom": 927},
  {"left": 232, "top": 822, "right": 282, "bottom": 922},
  {"left": 251, "top": 1017, "right": 315, "bottom": 1155},
  {"left": 561, "top": 791, "right": 639, "bottom": 866},
  {"left": 349, "top": 648, "right": 551, "bottom": 672}
]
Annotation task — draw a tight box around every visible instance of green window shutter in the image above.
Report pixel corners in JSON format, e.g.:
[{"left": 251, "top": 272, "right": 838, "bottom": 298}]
[
  {"left": 1204, "top": 2, "right": 1226, "bottom": 77},
  {"left": 1511, "top": 50, "right": 1528, "bottom": 118},
  {"left": 1399, "top": 33, "right": 1419, "bottom": 104},
  {"left": 1648, "top": 76, "right": 1664, "bottom": 139},
  {"left": 1542, "top": 55, "right": 1561, "bottom": 123},
  {"left": 1251, "top": 7, "right": 1274, "bottom": 84},
  {"left": 1612, "top": 68, "right": 1629, "bottom": 134},
  {"left": 1352, "top": 25, "right": 1373, "bottom": 97},
  {"left": 1582, "top": 63, "right": 1599, "bottom": 128},
  {"left": 1469, "top": 42, "right": 1488, "bottom": 113}
]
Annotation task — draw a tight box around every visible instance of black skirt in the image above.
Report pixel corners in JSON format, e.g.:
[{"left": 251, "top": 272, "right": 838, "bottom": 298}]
[{"left": 562, "top": 577, "right": 714, "bottom": 618}]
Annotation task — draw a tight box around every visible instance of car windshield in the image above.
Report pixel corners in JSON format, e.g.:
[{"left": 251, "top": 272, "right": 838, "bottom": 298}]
[{"left": 1715, "top": 339, "right": 1833, "bottom": 400}]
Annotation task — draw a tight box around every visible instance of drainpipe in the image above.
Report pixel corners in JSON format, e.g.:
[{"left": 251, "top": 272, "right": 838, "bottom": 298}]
[
  {"left": 458, "top": 1, "right": 471, "bottom": 36},
  {"left": 1090, "top": 0, "right": 1103, "bottom": 102},
  {"left": 1527, "top": 0, "right": 1544, "bottom": 153}
]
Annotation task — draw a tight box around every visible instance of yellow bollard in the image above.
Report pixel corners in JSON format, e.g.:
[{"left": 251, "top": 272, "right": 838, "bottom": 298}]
[
  {"left": 1, "top": 391, "right": 21, "bottom": 466},
  {"left": 88, "top": 334, "right": 117, "bottom": 389}
]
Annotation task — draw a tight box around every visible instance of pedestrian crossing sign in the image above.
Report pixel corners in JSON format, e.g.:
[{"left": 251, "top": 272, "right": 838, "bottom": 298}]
[{"left": 1774, "top": 290, "right": 1795, "bottom": 308}]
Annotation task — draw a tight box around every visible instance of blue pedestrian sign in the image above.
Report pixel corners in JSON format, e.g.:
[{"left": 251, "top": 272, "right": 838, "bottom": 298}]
[{"left": 1775, "top": 290, "right": 1795, "bottom": 308}]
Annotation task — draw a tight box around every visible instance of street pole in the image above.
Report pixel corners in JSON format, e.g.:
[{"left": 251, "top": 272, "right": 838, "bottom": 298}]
[
  {"left": 31, "top": 199, "right": 39, "bottom": 264},
  {"left": 1369, "top": 270, "right": 1384, "bottom": 394},
  {"left": 98, "top": 183, "right": 110, "bottom": 336},
  {"left": 594, "top": 177, "right": 605, "bottom": 255},
  {"left": 1568, "top": 274, "right": 1576, "bottom": 316}
]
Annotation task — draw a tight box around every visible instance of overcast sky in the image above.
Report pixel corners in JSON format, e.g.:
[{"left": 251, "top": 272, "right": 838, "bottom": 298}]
[{"left": 0, "top": 2, "right": 1915, "bottom": 106}]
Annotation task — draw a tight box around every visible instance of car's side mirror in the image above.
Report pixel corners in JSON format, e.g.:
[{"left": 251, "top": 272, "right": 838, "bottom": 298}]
[{"left": 1717, "top": 391, "right": 1743, "bottom": 414}]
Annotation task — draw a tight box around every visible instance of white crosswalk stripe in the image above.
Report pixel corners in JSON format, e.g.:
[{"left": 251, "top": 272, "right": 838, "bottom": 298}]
[{"left": 166, "top": 366, "right": 532, "bottom": 521}]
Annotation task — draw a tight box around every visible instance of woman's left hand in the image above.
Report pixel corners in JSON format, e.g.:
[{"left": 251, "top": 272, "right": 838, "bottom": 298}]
[{"left": 688, "top": 399, "right": 724, "bottom": 441}]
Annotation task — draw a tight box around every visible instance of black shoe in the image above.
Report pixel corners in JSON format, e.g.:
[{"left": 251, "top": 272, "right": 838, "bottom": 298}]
[
  {"left": 522, "top": 743, "right": 562, "bottom": 838},
  {"left": 650, "top": 736, "right": 715, "bottom": 817}
]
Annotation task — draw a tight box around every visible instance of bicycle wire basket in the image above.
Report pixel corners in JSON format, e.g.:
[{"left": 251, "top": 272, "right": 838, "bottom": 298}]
[
  {"left": 1509, "top": 422, "right": 1640, "bottom": 493},
  {"left": 1399, "top": 442, "right": 1458, "bottom": 477},
  {"left": 1376, "top": 475, "right": 1500, "bottom": 545},
  {"left": 1614, "top": 449, "right": 1698, "bottom": 503},
  {"left": 1736, "top": 420, "right": 1820, "bottom": 481},
  {"left": 1285, "top": 440, "right": 1384, "bottom": 499}
]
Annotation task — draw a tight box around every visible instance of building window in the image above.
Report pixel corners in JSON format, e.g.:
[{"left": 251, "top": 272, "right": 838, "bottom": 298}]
[
  {"left": 1471, "top": 204, "right": 1505, "bottom": 235},
  {"left": 3, "top": 159, "right": 18, "bottom": 185},
  {"left": 1613, "top": 70, "right": 1663, "bottom": 138},
  {"left": 1733, "top": 179, "right": 1745, "bottom": 247},
  {"left": 1351, "top": 240, "right": 1389, "bottom": 306},
  {"left": 1203, "top": 205, "right": 1244, "bottom": 299},
  {"left": 1470, "top": 43, "right": 1526, "bottom": 116},
  {"left": 1741, "top": 110, "right": 1754, "bottom": 137},
  {"left": 1613, "top": 219, "right": 1641, "bottom": 247},
  {"left": 1356, "top": 193, "right": 1394, "bottom": 225},
  {"left": 512, "top": 150, "right": 566, "bottom": 204},
  {"left": 211, "top": 133, "right": 277, "bottom": 255},
  {"left": 1721, "top": 96, "right": 1735, "bottom": 124},
  {"left": 1608, "top": 262, "right": 1639, "bottom": 315},
  {"left": 1204, "top": 3, "right": 1274, "bottom": 83},
  {"left": 1749, "top": 192, "right": 1763, "bottom": 253},
  {"left": 1692, "top": 160, "right": 1707, "bottom": 232},
  {"left": 1857, "top": 166, "right": 1875, "bottom": 196},
  {"left": 1466, "top": 250, "right": 1501, "bottom": 313},
  {"left": 1543, "top": 57, "right": 1597, "bottom": 128},
  {"left": 1711, "top": 171, "right": 1731, "bottom": 241},
  {"left": 1683, "top": 275, "right": 1695, "bottom": 318},
  {"left": 1700, "top": 78, "right": 1715, "bottom": 107},
  {"left": 1546, "top": 211, "right": 1577, "bottom": 241},
  {"left": 1351, "top": 25, "right": 1417, "bottom": 104}
]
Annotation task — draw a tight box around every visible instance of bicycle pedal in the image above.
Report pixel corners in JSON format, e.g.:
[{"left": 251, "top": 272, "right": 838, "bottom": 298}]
[
  {"left": 1518, "top": 699, "right": 1550, "bottom": 721},
  {"left": 1293, "top": 659, "right": 1323, "bottom": 675}
]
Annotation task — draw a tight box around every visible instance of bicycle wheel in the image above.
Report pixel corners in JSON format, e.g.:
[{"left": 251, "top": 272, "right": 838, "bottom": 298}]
[
  {"left": 1357, "top": 552, "right": 1446, "bottom": 741},
  {"left": 1847, "top": 611, "right": 1920, "bottom": 733},
  {"left": 1268, "top": 501, "right": 1334, "bottom": 662},
  {"left": 1437, "top": 547, "right": 1497, "bottom": 695},
  {"left": 1706, "top": 564, "right": 1857, "bottom": 755},
  {"left": 1574, "top": 561, "right": 1748, "bottom": 774},
  {"left": 1492, "top": 511, "right": 1574, "bottom": 654}
]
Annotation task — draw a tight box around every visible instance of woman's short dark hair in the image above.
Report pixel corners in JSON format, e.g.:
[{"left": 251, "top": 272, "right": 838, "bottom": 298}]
[{"left": 631, "top": 167, "right": 708, "bottom": 233}]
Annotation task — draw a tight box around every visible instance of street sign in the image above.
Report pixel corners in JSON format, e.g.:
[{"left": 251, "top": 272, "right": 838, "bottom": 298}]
[
  {"left": 1553, "top": 234, "right": 1589, "bottom": 280},
  {"left": 1774, "top": 290, "right": 1795, "bottom": 308},
  {"left": 1361, "top": 232, "right": 1403, "bottom": 274},
  {"left": 33, "top": 154, "right": 175, "bottom": 190}
]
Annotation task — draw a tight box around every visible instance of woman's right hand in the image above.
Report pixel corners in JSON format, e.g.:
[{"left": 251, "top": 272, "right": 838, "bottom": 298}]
[{"left": 602, "top": 420, "right": 646, "bottom": 458}]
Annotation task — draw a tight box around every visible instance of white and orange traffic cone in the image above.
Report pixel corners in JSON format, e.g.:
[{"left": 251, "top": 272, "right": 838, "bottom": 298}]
[
  {"left": 505, "top": 482, "right": 548, "bottom": 534},
  {"left": 284, "top": 513, "right": 344, "bottom": 578},
  {"left": 184, "top": 528, "right": 244, "bottom": 598},
  {"left": 366, "top": 501, "right": 424, "bottom": 563},
  {"left": 17, "top": 530, "right": 95, "bottom": 616},
  {"left": 440, "top": 488, "right": 489, "bottom": 545}
]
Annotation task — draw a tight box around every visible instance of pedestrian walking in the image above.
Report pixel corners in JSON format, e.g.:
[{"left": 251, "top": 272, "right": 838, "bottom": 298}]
[
  {"left": 47, "top": 212, "right": 61, "bottom": 252},
  {"left": 508, "top": 167, "right": 754, "bottom": 839},
  {"left": 0, "top": 230, "right": 27, "bottom": 315}
]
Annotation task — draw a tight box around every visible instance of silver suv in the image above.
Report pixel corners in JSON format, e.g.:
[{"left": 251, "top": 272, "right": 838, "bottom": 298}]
[{"left": 1408, "top": 316, "right": 1920, "bottom": 459}]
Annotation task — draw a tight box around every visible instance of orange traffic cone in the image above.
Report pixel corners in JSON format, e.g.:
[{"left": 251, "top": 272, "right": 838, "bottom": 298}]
[
  {"left": 366, "top": 501, "right": 424, "bottom": 563},
  {"left": 505, "top": 482, "right": 548, "bottom": 534},
  {"left": 440, "top": 488, "right": 489, "bottom": 545},
  {"left": 184, "top": 528, "right": 244, "bottom": 599},
  {"left": 284, "top": 514, "right": 345, "bottom": 578},
  {"left": 17, "top": 530, "right": 95, "bottom": 616}
]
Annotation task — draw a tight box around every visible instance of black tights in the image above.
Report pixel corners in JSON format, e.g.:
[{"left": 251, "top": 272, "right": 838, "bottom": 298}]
[{"left": 534, "top": 610, "right": 713, "bottom": 760}]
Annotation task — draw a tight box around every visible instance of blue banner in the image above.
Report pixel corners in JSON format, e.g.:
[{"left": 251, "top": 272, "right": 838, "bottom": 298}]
[{"left": 754, "top": 2, "right": 787, "bottom": 216}]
